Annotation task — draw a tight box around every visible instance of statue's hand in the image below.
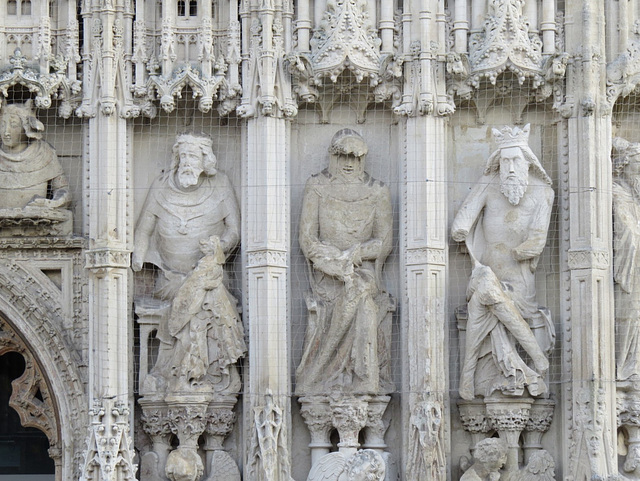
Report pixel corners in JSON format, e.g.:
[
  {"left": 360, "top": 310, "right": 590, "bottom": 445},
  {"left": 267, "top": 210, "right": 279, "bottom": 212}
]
[
  {"left": 131, "top": 252, "right": 144, "bottom": 272},
  {"left": 452, "top": 228, "right": 468, "bottom": 242}
]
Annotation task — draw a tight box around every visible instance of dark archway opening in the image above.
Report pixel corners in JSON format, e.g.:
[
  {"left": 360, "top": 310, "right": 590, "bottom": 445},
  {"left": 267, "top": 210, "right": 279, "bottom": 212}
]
[{"left": 0, "top": 352, "right": 54, "bottom": 475}]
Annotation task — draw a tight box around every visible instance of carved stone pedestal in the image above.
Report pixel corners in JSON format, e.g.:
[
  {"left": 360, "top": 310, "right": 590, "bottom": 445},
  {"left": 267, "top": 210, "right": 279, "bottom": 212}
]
[
  {"left": 485, "top": 396, "right": 533, "bottom": 473},
  {"left": 459, "top": 396, "right": 555, "bottom": 474},
  {"left": 139, "top": 395, "right": 240, "bottom": 481},
  {"left": 299, "top": 394, "right": 394, "bottom": 479},
  {"left": 300, "top": 395, "right": 390, "bottom": 457}
]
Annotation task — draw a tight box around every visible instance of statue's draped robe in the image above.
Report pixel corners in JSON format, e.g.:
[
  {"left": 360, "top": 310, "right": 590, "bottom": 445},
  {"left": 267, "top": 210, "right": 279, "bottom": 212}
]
[
  {"left": 167, "top": 253, "right": 246, "bottom": 390},
  {"left": 613, "top": 179, "right": 640, "bottom": 381},
  {"left": 137, "top": 171, "right": 240, "bottom": 305},
  {"left": 296, "top": 169, "right": 393, "bottom": 394},
  {"left": 0, "top": 140, "right": 65, "bottom": 207},
  {"left": 451, "top": 174, "right": 554, "bottom": 399}
]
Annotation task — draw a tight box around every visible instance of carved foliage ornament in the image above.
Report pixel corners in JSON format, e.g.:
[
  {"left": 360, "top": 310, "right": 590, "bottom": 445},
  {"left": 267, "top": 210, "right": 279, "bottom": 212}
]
[
  {"left": 0, "top": 49, "right": 81, "bottom": 117},
  {"left": 310, "top": 0, "right": 382, "bottom": 83},
  {"left": 468, "top": 0, "right": 543, "bottom": 86},
  {"left": 80, "top": 401, "right": 137, "bottom": 481},
  {"left": 0, "top": 319, "right": 59, "bottom": 449}
]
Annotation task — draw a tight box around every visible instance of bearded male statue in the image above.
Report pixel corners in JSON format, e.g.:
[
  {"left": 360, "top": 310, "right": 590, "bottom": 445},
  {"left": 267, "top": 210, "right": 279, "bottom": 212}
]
[
  {"left": 612, "top": 137, "right": 640, "bottom": 383},
  {"left": 133, "top": 132, "right": 242, "bottom": 394},
  {"left": 451, "top": 124, "right": 555, "bottom": 400}
]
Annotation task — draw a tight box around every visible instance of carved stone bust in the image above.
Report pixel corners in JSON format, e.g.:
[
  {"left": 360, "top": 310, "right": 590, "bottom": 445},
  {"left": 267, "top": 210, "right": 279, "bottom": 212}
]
[{"left": 0, "top": 101, "right": 72, "bottom": 236}]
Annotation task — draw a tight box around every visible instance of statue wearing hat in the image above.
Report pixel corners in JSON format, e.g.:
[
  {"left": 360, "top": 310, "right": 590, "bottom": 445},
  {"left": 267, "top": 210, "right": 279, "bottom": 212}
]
[
  {"left": 451, "top": 124, "right": 555, "bottom": 400},
  {"left": 296, "top": 129, "right": 394, "bottom": 395},
  {"left": 0, "top": 102, "right": 72, "bottom": 235}
]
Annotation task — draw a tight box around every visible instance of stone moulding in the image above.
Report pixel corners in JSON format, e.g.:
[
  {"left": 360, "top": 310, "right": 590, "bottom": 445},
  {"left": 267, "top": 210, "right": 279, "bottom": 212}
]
[
  {"left": 607, "top": 21, "right": 640, "bottom": 105},
  {"left": 287, "top": 0, "right": 402, "bottom": 121},
  {"left": 0, "top": 48, "right": 82, "bottom": 117},
  {"left": 446, "top": 0, "right": 568, "bottom": 122}
]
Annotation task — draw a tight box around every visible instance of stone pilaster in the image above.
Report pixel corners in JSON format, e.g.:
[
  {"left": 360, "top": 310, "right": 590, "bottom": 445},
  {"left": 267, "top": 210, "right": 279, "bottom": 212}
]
[
  {"left": 243, "top": 117, "right": 292, "bottom": 481},
  {"left": 561, "top": 1, "right": 618, "bottom": 478},
  {"left": 79, "top": 2, "right": 136, "bottom": 479}
]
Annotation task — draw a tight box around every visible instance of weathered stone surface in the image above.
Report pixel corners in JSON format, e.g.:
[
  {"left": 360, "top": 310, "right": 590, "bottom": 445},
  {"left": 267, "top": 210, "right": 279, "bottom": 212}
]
[{"left": 452, "top": 124, "right": 554, "bottom": 401}]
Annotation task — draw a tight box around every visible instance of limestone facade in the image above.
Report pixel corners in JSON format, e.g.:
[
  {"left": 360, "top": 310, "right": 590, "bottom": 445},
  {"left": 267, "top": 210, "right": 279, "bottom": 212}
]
[{"left": 0, "top": 0, "right": 637, "bottom": 480}]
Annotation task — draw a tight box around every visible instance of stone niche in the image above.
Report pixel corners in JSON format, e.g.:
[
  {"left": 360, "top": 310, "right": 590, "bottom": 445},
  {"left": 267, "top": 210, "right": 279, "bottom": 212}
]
[
  {"left": 290, "top": 106, "right": 401, "bottom": 480},
  {"left": 132, "top": 107, "right": 245, "bottom": 481},
  {"left": 447, "top": 113, "right": 561, "bottom": 480}
]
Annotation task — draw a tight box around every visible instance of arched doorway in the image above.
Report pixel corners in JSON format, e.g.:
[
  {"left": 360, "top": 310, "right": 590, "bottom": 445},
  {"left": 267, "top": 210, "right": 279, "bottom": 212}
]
[
  {"left": 0, "top": 351, "right": 54, "bottom": 479},
  {"left": 0, "top": 321, "right": 58, "bottom": 480}
]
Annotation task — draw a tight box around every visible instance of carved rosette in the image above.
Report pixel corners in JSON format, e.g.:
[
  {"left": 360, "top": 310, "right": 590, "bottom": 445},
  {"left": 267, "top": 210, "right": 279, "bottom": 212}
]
[{"left": 331, "top": 398, "right": 369, "bottom": 450}]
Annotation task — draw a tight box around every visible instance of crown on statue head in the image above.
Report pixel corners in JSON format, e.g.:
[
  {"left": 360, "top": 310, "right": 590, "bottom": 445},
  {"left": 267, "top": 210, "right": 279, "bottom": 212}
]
[{"left": 492, "top": 124, "right": 530, "bottom": 149}]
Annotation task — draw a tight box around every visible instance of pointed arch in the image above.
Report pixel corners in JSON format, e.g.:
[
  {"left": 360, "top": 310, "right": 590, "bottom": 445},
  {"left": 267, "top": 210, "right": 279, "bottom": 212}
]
[{"left": 0, "top": 260, "right": 86, "bottom": 481}]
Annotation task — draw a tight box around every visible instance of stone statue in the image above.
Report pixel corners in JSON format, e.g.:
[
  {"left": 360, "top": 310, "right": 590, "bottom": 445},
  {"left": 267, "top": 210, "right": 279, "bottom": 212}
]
[
  {"left": 0, "top": 101, "right": 72, "bottom": 235},
  {"left": 133, "top": 132, "right": 242, "bottom": 393},
  {"left": 164, "top": 236, "right": 246, "bottom": 393},
  {"left": 516, "top": 450, "right": 555, "bottom": 481},
  {"left": 612, "top": 137, "right": 640, "bottom": 382},
  {"left": 460, "top": 438, "right": 507, "bottom": 481},
  {"left": 307, "top": 449, "right": 386, "bottom": 481},
  {"left": 296, "top": 128, "right": 393, "bottom": 395},
  {"left": 451, "top": 124, "right": 554, "bottom": 400}
]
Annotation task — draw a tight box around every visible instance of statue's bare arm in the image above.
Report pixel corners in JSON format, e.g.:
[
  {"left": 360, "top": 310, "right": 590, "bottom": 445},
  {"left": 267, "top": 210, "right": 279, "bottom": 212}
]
[
  {"left": 451, "top": 179, "right": 490, "bottom": 242},
  {"left": 512, "top": 186, "right": 554, "bottom": 263}
]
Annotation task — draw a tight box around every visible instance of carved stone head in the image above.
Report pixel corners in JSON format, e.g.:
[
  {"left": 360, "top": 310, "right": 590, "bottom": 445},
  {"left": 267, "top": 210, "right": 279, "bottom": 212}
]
[
  {"left": 328, "top": 128, "right": 368, "bottom": 181},
  {"left": 345, "top": 449, "right": 386, "bottom": 481},
  {"left": 170, "top": 133, "right": 218, "bottom": 188},
  {"left": 0, "top": 101, "right": 45, "bottom": 153},
  {"left": 483, "top": 125, "right": 552, "bottom": 186},
  {"left": 165, "top": 448, "right": 204, "bottom": 481},
  {"left": 472, "top": 438, "right": 507, "bottom": 473}
]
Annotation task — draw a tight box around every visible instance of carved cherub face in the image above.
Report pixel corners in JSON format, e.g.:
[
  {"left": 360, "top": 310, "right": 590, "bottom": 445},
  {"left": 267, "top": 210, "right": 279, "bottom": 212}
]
[
  {"left": 0, "top": 112, "right": 27, "bottom": 153},
  {"left": 176, "top": 143, "right": 205, "bottom": 188}
]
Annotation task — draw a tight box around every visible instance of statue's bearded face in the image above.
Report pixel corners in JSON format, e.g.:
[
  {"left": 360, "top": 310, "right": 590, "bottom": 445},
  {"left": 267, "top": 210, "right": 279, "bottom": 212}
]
[
  {"left": 0, "top": 113, "right": 26, "bottom": 151},
  {"left": 176, "top": 144, "right": 205, "bottom": 188},
  {"left": 332, "top": 153, "right": 364, "bottom": 181},
  {"left": 499, "top": 147, "right": 530, "bottom": 205}
]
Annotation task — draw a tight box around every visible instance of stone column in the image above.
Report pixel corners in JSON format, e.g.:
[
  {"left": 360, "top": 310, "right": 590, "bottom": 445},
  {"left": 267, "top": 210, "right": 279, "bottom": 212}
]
[
  {"left": 243, "top": 116, "right": 292, "bottom": 481},
  {"left": 78, "top": 2, "right": 136, "bottom": 480},
  {"left": 560, "top": 0, "right": 618, "bottom": 478},
  {"left": 401, "top": 112, "right": 449, "bottom": 481},
  {"left": 397, "top": 2, "right": 451, "bottom": 479}
]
